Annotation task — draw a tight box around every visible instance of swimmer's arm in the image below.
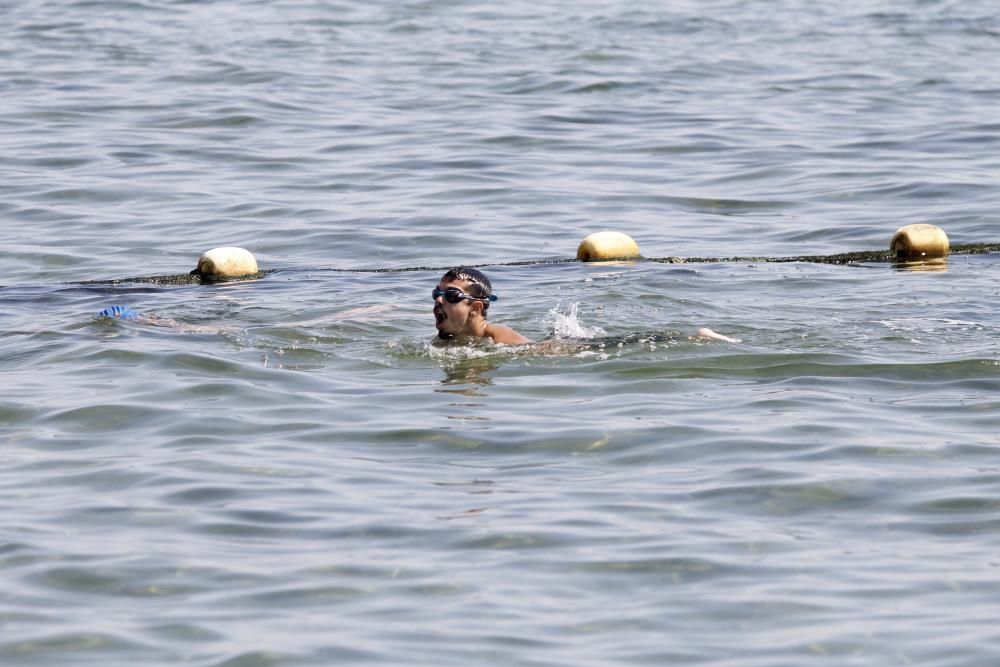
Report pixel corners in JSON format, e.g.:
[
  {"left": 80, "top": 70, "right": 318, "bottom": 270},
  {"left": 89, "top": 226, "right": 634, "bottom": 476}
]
[
  {"left": 694, "top": 327, "right": 741, "bottom": 343},
  {"left": 284, "top": 304, "right": 398, "bottom": 327},
  {"left": 140, "top": 315, "right": 227, "bottom": 334},
  {"left": 485, "top": 323, "right": 532, "bottom": 345}
]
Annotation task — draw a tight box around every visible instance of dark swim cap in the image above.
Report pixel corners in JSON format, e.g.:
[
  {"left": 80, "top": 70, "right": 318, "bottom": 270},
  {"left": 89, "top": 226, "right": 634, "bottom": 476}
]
[{"left": 442, "top": 267, "right": 495, "bottom": 308}]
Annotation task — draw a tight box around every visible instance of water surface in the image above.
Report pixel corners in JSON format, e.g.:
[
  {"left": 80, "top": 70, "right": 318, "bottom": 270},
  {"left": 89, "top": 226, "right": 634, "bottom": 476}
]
[{"left": 2, "top": 1, "right": 999, "bottom": 666}]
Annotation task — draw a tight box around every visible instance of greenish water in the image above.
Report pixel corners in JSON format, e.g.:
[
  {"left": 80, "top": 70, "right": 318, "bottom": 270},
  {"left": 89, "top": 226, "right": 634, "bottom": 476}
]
[{"left": 2, "top": 1, "right": 999, "bottom": 666}]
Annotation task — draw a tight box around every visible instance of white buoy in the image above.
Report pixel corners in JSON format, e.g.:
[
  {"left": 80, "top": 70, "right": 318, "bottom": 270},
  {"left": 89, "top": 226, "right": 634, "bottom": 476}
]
[
  {"left": 890, "top": 224, "right": 949, "bottom": 262},
  {"left": 576, "top": 231, "right": 641, "bottom": 262},
  {"left": 193, "top": 247, "right": 259, "bottom": 279}
]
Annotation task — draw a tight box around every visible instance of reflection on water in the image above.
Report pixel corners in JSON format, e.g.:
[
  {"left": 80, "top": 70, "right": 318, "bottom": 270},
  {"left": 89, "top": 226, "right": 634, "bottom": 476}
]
[
  {"left": 438, "top": 355, "right": 498, "bottom": 388},
  {"left": 893, "top": 258, "right": 949, "bottom": 273}
]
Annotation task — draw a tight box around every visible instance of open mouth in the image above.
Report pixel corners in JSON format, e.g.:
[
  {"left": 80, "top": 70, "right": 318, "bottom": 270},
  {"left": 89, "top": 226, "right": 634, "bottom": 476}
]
[{"left": 433, "top": 306, "right": 446, "bottom": 327}]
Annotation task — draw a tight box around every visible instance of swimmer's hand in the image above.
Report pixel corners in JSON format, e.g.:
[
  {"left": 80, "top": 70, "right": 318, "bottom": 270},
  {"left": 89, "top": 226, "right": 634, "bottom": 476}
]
[{"left": 694, "top": 327, "right": 741, "bottom": 343}]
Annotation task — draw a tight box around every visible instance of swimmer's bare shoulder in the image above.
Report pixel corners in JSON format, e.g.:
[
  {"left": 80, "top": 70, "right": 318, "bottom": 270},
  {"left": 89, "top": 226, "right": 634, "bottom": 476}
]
[{"left": 484, "top": 323, "right": 532, "bottom": 345}]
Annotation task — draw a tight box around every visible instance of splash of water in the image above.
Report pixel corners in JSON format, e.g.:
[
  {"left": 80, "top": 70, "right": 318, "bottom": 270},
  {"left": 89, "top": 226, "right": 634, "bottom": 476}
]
[{"left": 548, "top": 303, "right": 606, "bottom": 340}]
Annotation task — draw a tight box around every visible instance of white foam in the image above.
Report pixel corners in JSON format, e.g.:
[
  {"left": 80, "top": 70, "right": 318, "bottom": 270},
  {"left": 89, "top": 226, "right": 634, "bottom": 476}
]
[
  {"left": 425, "top": 341, "right": 502, "bottom": 361},
  {"left": 548, "top": 303, "right": 607, "bottom": 340}
]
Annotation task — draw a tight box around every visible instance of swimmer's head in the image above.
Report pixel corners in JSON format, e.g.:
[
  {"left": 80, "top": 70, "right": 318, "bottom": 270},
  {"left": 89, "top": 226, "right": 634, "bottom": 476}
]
[
  {"left": 440, "top": 267, "right": 494, "bottom": 311},
  {"left": 433, "top": 266, "right": 496, "bottom": 339}
]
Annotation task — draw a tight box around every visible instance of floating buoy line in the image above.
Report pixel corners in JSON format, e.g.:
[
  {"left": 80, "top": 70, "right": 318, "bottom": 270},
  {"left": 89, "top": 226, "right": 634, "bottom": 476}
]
[{"left": 21, "top": 224, "right": 1000, "bottom": 289}]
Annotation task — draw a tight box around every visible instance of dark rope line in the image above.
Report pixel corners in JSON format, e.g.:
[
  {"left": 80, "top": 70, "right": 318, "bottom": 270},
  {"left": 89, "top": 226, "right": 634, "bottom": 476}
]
[
  {"left": 317, "top": 257, "right": 582, "bottom": 274},
  {"left": 54, "top": 242, "right": 1000, "bottom": 287},
  {"left": 77, "top": 271, "right": 275, "bottom": 286},
  {"left": 649, "top": 250, "right": 894, "bottom": 265},
  {"left": 647, "top": 242, "right": 1000, "bottom": 266}
]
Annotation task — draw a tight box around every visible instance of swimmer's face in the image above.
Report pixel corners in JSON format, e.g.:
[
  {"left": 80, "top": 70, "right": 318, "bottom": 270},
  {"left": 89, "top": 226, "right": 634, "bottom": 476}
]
[{"left": 433, "top": 278, "right": 482, "bottom": 339}]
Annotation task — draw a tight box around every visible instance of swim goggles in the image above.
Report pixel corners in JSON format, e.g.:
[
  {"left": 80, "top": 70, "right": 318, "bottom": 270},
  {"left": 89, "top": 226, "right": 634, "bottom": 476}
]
[{"left": 432, "top": 287, "right": 498, "bottom": 304}]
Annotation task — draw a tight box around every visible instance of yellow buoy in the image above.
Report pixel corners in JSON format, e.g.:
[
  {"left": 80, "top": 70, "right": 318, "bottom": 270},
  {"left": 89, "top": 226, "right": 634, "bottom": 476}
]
[
  {"left": 576, "top": 231, "right": 641, "bottom": 262},
  {"left": 192, "top": 246, "right": 259, "bottom": 279},
  {"left": 890, "top": 224, "right": 949, "bottom": 262}
]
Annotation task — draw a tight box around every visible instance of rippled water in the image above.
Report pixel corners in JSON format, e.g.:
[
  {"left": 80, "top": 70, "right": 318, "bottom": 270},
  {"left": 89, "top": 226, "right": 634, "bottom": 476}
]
[{"left": 2, "top": 1, "right": 999, "bottom": 665}]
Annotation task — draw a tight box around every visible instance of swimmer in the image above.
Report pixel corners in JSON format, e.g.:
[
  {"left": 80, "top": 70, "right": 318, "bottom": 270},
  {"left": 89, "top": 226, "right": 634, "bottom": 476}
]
[
  {"left": 432, "top": 267, "right": 531, "bottom": 345},
  {"left": 431, "top": 267, "right": 739, "bottom": 346},
  {"left": 97, "top": 305, "right": 222, "bottom": 333}
]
